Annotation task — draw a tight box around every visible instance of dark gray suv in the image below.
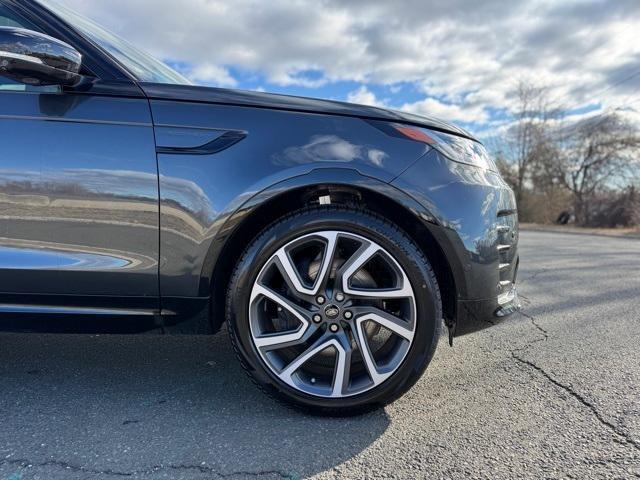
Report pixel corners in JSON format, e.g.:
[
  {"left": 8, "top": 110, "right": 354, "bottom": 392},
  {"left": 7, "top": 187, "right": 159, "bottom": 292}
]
[{"left": 0, "top": 0, "right": 519, "bottom": 414}]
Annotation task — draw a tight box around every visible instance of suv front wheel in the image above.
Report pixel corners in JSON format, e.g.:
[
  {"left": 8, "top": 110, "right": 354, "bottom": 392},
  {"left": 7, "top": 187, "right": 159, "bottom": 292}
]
[{"left": 226, "top": 207, "right": 442, "bottom": 415}]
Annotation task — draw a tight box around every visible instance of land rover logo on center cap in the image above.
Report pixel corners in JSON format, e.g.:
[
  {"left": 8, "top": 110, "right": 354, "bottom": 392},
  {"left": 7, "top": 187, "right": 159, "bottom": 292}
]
[{"left": 324, "top": 305, "right": 340, "bottom": 319}]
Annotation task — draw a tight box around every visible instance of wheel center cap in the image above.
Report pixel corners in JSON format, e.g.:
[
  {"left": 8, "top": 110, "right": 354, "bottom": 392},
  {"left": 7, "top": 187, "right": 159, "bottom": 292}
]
[{"left": 324, "top": 305, "right": 340, "bottom": 319}]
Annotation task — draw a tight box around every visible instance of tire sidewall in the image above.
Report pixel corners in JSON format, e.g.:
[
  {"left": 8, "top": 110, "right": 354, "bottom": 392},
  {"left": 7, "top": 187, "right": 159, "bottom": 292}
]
[{"left": 227, "top": 208, "right": 441, "bottom": 413}]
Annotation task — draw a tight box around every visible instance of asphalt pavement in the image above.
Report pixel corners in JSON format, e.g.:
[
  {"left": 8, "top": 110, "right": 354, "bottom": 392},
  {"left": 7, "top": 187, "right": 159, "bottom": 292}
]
[{"left": 1, "top": 230, "right": 639, "bottom": 479}]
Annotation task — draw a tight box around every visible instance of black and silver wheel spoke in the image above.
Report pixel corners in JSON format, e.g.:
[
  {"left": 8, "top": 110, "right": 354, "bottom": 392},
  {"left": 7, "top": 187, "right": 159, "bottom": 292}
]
[
  {"left": 273, "top": 231, "right": 338, "bottom": 297},
  {"left": 353, "top": 308, "right": 414, "bottom": 384},
  {"left": 249, "top": 231, "right": 416, "bottom": 398},
  {"left": 278, "top": 334, "right": 352, "bottom": 398},
  {"left": 339, "top": 241, "right": 413, "bottom": 299},
  {"left": 352, "top": 306, "right": 415, "bottom": 342},
  {"left": 250, "top": 283, "right": 312, "bottom": 349}
]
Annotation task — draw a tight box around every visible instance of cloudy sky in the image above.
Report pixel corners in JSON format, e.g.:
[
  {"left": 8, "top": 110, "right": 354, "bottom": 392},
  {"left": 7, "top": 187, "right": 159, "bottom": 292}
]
[{"left": 58, "top": 0, "right": 640, "bottom": 137}]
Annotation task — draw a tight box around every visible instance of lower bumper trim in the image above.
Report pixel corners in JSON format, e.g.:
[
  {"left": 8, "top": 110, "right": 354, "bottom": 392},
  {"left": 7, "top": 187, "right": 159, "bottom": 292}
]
[
  {"left": 495, "top": 287, "right": 521, "bottom": 317},
  {"left": 454, "top": 286, "right": 521, "bottom": 337}
]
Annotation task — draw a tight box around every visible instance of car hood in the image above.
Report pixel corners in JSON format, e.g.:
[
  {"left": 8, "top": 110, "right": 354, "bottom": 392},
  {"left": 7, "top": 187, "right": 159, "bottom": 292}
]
[{"left": 141, "top": 83, "right": 477, "bottom": 141}]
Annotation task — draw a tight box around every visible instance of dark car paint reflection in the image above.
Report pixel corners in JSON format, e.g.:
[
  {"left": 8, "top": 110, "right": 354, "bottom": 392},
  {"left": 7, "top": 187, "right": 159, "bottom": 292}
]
[
  {"left": 273, "top": 135, "right": 389, "bottom": 168},
  {"left": 0, "top": 244, "right": 140, "bottom": 270},
  {"left": 0, "top": 91, "right": 159, "bottom": 296}
]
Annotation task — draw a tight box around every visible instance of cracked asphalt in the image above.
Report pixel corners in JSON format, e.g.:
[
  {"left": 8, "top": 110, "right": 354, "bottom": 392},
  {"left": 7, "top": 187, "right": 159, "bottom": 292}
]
[{"left": 1, "top": 230, "right": 639, "bottom": 479}]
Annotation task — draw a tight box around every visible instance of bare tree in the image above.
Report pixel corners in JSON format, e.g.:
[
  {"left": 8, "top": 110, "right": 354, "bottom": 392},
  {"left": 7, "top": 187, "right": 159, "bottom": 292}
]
[
  {"left": 555, "top": 112, "right": 640, "bottom": 225},
  {"left": 495, "top": 78, "right": 640, "bottom": 226},
  {"left": 501, "top": 81, "right": 561, "bottom": 208}
]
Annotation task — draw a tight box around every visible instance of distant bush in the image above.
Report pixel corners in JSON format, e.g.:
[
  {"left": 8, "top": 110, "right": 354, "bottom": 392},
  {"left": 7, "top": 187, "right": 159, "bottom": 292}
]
[
  {"left": 517, "top": 188, "right": 572, "bottom": 224},
  {"left": 515, "top": 186, "right": 640, "bottom": 227},
  {"left": 587, "top": 187, "right": 640, "bottom": 228}
]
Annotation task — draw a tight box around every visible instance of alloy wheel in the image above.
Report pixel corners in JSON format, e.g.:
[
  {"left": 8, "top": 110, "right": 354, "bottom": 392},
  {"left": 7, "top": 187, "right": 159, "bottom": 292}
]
[{"left": 249, "top": 231, "right": 417, "bottom": 398}]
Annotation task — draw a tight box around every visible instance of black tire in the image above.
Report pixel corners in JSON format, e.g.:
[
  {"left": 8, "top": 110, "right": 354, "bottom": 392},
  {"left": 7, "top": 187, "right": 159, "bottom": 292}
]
[{"left": 226, "top": 206, "right": 442, "bottom": 415}]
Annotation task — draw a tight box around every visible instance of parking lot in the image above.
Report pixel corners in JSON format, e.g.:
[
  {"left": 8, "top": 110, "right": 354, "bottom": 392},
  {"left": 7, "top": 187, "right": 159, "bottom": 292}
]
[{"left": 1, "top": 230, "right": 639, "bottom": 479}]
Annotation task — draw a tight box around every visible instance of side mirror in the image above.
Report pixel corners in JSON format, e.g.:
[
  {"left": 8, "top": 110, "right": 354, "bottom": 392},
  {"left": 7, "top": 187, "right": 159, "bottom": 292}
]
[{"left": 0, "top": 27, "right": 82, "bottom": 87}]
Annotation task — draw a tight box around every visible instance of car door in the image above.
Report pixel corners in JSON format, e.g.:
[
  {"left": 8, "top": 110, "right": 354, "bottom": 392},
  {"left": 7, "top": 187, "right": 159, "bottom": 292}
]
[{"left": 0, "top": 5, "right": 159, "bottom": 306}]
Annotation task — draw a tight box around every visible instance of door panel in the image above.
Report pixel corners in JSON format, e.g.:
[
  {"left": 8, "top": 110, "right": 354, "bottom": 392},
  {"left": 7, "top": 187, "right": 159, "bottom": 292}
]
[{"left": 0, "top": 90, "right": 159, "bottom": 296}]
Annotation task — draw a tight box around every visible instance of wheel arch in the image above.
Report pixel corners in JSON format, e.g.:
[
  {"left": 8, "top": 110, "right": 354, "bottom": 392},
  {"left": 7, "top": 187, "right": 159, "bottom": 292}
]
[{"left": 204, "top": 168, "right": 464, "bottom": 334}]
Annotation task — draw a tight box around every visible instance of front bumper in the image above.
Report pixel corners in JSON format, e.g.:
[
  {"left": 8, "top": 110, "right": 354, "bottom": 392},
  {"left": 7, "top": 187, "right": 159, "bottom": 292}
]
[
  {"left": 451, "top": 214, "right": 521, "bottom": 336},
  {"left": 391, "top": 148, "right": 521, "bottom": 337}
]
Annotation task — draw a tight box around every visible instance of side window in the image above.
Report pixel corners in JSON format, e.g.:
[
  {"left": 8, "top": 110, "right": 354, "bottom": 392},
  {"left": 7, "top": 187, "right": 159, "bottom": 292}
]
[
  {"left": 0, "top": 6, "right": 50, "bottom": 92},
  {"left": 0, "top": 7, "right": 28, "bottom": 28}
]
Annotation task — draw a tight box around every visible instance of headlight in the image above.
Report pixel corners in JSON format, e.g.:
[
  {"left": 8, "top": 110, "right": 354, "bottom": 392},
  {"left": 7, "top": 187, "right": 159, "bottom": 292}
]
[
  {"left": 418, "top": 129, "right": 497, "bottom": 172},
  {"left": 372, "top": 121, "right": 498, "bottom": 172}
]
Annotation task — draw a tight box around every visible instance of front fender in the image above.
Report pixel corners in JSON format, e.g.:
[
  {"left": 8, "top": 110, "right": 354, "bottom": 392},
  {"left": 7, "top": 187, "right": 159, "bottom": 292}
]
[
  {"left": 198, "top": 167, "right": 470, "bottom": 304},
  {"left": 152, "top": 99, "right": 430, "bottom": 297}
]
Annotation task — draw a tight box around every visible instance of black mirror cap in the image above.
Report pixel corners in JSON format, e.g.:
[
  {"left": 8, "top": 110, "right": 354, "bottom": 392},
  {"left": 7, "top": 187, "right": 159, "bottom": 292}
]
[{"left": 0, "top": 27, "right": 82, "bottom": 87}]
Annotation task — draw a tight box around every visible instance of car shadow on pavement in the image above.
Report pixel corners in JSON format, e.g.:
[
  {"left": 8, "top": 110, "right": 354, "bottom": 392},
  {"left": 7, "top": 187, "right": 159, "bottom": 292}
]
[{"left": 0, "top": 330, "right": 389, "bottom": 479}]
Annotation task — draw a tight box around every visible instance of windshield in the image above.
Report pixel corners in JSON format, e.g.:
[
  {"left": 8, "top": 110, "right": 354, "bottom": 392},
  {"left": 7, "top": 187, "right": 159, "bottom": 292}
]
[{"left": 37, "top": 0, "right": 191, "bottom": 85}]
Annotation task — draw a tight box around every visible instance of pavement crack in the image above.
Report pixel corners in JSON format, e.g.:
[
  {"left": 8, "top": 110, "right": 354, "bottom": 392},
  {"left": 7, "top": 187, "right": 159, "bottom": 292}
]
[
  {"left": 519, "top": 268, "right": 549, "bottom": 285},
  {"left": 511, "top": 352, "right": 640, "bottom": 453},
  {"left": 519, "top": 310, "right": 548, "bottom": 339},
  {"left": 0, "top": 458, "right": 294, "bottom": 478},
  {"left": 163, "top": 465, "right": 293, "bottom": 478},
  {"left": 518, "top": 293, "right": 532, "bottom": 306},
  {"left": 0, "top": 458, "right": 132, "bottom": 477},
  {"left": 511, "top": 307, "right": 640, "bottom": 454}
]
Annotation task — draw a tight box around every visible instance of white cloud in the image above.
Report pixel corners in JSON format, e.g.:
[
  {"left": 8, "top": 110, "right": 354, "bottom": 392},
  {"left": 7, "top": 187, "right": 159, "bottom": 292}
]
[
  {"left": 401, "top": 97, "right": 489, "bottom": 124},
  {"left": 54, "top": 0, "right": 640, "bottom": 129},
  {"left": 188, "top": 63, "right": 237, "bottom": 87},
  {"left": 346, "top": 86, "right": 383, "bottom": 107}
]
